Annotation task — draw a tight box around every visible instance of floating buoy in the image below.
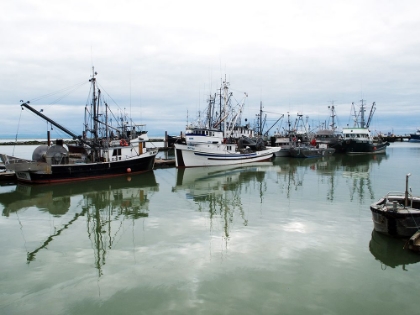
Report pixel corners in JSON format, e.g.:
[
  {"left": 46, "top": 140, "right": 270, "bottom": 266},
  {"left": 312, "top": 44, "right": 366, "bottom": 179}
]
[
  {"left": 373, "top": 146, "right": 376, "bottom": 150},
  {"left": 127, "top": 168, "right": 131, "bottom": 173}
]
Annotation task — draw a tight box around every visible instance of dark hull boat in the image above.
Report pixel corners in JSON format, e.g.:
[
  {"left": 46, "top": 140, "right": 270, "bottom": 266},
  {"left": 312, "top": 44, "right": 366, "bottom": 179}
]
[
  {"left": 289, "top": 144, "right": 335, "bottom": 158},
  {"left": 314, "top": 104, "right": 343, "bottom": 152},
  {"left": 409, "top": 129, "right": 420, "bottom": 142},
  {"left": 370, "top": 173, "right": 420, "bottom": 237},
  {"left": 339, "top": 101, "right": 389, "bottom": 154},
  {"left": 340, "top": 136, "right": 390, "bottom": 154},
  {"left": 1, "top": 68, "right": 158, "bottom": 184},
  {"left": 4, "top": 149, "right": 156, "bottom": 184}
]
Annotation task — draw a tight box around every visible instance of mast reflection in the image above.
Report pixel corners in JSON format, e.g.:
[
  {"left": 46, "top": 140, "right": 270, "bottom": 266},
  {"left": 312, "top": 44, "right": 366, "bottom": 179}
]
[
  {"left": 0, "top": 172, "right": 158, "bottom": 275},
  {"left": 339, "top": 154, "right": 388, "bottom": 202},
  {"left": 272, "top": 154, "right": 388, "bottom": 201},
  {"left": 173, "top": 163, "right": 272, "bottom": 239}
]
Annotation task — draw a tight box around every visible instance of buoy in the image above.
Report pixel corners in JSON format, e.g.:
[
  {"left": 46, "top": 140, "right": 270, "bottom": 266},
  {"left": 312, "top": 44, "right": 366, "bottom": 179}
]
[{"left": 127, "top": 168, "right": 131, "bottom": 173}]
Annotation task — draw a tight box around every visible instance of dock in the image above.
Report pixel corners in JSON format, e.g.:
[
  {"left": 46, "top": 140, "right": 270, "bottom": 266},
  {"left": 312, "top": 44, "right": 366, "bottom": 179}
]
[{"left": 381, "top": 135, "right": 411, "bottom": 142}]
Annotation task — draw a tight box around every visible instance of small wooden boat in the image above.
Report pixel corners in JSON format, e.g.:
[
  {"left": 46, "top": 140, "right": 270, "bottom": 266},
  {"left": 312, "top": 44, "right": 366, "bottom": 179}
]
[{"left": 370, "top": 173, "right": 420, "bottom": 237}]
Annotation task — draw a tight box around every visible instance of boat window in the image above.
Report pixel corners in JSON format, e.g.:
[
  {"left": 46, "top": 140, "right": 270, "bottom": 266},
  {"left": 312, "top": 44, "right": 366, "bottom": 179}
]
[{"left": 112, "top": 149, "right": 121, "bottom": 156}]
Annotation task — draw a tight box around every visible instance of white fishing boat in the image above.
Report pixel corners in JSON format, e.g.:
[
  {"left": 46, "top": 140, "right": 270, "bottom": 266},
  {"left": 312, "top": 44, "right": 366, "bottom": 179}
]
[{"left": 174, "top": 78, "right": 277, "bottom": 167}]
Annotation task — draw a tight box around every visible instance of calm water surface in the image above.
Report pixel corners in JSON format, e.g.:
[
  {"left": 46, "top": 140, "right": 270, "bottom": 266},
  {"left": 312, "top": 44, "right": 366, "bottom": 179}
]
[{"left": 1, "top": 142, "right": 420, "bottom": 315}]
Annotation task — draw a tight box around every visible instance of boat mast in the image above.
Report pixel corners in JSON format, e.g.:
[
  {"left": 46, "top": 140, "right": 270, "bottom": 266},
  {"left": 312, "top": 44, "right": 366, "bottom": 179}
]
[
  {"left": 360, "top": 99, "right": 366, "bottom": 128},
  {"left": 366, "top": 102, "right": 376, "bottom": 128},
  {"left": 218, "top": 85, "right": 222, "bottom": 132},
  {"left": 405, "top": 173, "right": 411, "bottom": 207},
  {"left": 222, "top": 76, "right": 229, "bottom": 138},
  {"left": 89, "top": 67, "right": 99, "bottom": 143},
  {"left": 329, "top": 101, "right": 337, "bottom": 131}
]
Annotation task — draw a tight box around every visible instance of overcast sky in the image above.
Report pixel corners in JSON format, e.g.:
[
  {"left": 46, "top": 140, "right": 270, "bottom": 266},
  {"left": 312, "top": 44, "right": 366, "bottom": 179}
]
[{"left": 1, "top": 0, "right": 419, "bottom": 139}]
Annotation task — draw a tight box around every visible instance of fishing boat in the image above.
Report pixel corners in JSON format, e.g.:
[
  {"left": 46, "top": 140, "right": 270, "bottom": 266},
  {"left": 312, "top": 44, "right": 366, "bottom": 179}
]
[
  {"left": 0, "top": 68, "right": 158, "bottom": 184},
  {"left": 370, "top": 173, "right": 420, "bottom": 237},
  {"left": 409, "top": 129, "right": 420, "bottom": 142},
  {"left": 174, "top": 78, "right": 277, "bottom": 168},
  {"left": 268, "top": 113, "right": 292, "bottom": 157},
  {"left": 314, "top": 103, "right": 343, "bottom": 152},
  {"left": 340, "top": 100, "right": 389, "bottom": 154},
  {"left": 269, "top": 136, "right": 292, "bottom": 157},
  {"left": 289, "top": 141, "right": 335, "bottom": 158}
]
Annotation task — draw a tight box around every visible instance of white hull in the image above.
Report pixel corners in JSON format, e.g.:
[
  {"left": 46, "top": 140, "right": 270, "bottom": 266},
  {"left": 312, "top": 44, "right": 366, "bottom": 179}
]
[{"left": 174, "top": 143, "right": 275, "bottom": 167}]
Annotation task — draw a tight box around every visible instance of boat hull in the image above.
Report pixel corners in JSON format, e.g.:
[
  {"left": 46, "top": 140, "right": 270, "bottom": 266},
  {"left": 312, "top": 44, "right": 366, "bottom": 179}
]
[
  {"left": 289, "top": 147, "right": 335, "bottom": 158},
  {"left": 370, "top": 196, "right": 420, "bottom": 237},
  {"left": 410, "top": 133, "right": 420, "bottom": 142},
  {"left": 274, "top": 150, "right": 290, "bottom": 157},
  {"left": 8, "top": 153, "right": 156, "bottom": 184},
  {"left": 273, "top": 146, "right": 291, "bottom": 157},
  {"left": 174, "top": 144, "right": 274, "bottom": 167},
  {"left": 340, "top": 140, "right": 389, "bottom": 154}
]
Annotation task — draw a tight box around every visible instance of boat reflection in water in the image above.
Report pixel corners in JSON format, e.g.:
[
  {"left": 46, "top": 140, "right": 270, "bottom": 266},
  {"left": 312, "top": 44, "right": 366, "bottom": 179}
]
[
  {"left": 272, "top": 153, "right": 388, "bottom": 202},
  {"left": 340, "top": 154, "right": 388, "bottom": 202},
  {"left": 273, "top": 156, "right": 341, "bottom": 201},
  {"left": 0, "top": 172, "right": 158, "bottom": 274},
  {"left": 172, "top": 163, "right": 272, "bottom": 238},
  {"left": 369, "top": 230, "right": 420, "bottom": 270}
]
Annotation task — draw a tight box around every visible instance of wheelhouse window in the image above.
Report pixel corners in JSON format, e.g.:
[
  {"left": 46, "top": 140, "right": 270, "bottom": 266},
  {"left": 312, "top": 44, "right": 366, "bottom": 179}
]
[{"left": 112, "top": 149, "right": 121, "bottom": 156}]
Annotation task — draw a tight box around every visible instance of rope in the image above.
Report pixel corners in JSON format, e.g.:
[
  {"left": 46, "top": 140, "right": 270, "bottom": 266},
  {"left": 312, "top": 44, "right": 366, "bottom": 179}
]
[{"left": 30, "top": 80, "right": 87, "bottom": 103}]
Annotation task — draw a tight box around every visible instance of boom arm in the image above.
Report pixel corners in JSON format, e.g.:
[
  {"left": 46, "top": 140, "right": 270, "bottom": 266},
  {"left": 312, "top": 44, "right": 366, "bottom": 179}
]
[{"left": 21, "top": 102, "right": 92, "bottom": 147}]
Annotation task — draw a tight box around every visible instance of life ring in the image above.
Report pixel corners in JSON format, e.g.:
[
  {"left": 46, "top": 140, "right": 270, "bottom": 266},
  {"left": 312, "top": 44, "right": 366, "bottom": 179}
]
[{"left": 120, "top": 139, "right": 128, "bottom": 146}]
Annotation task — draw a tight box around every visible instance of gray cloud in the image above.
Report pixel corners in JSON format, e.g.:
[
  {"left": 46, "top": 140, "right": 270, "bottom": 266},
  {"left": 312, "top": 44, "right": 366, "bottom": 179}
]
[{"left": 1, "top": 0, "right": 420, "bottom": 138}]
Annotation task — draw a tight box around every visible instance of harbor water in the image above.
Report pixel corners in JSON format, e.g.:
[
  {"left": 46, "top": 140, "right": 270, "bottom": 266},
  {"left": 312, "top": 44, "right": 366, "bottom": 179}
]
[{"left": 1, "top": 142, "right": 420, "bottom": 315}]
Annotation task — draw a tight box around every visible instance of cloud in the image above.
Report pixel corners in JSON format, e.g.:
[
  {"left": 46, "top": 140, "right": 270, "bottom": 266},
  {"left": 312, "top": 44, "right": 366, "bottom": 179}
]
[{"left": 1, "top": 1, "right": 420, "bottom": 137}]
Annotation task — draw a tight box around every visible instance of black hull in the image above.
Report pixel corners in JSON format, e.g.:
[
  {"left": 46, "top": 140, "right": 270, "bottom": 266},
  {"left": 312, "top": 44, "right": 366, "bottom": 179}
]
[
  {"left": 339, "top": 140, "right": 389, "bottom": 154},
  {"left": 289, "top": 147, "right": 335, "bottom": 158},
  {"left": 16, "top": 155, "right": 156, "bottom": 184},
  {"left": 410, "top": 134, "right": 420, "bottom": 142},
  {"left": 370, "top": 207, "right": 420, "bottom": 237}
]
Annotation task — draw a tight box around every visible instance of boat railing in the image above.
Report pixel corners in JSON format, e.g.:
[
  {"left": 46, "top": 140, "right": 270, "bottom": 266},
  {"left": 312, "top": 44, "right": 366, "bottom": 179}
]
[{"left": 385, "top": 191, "right": 413, "bottom": 208}]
